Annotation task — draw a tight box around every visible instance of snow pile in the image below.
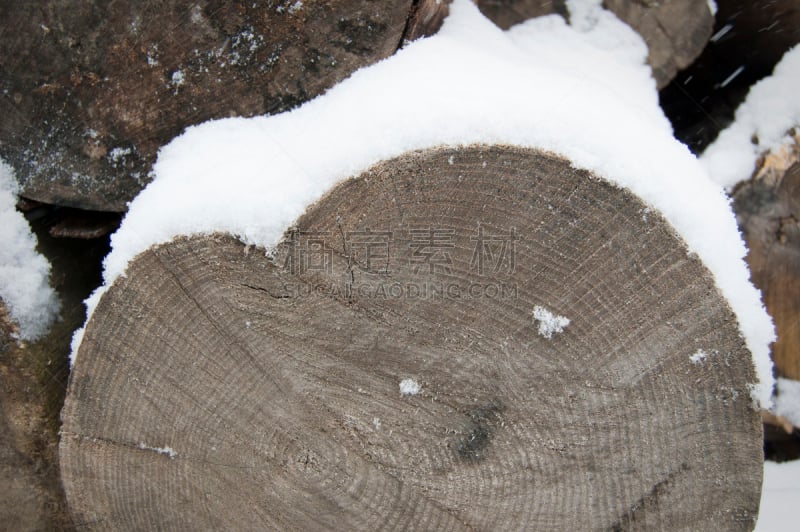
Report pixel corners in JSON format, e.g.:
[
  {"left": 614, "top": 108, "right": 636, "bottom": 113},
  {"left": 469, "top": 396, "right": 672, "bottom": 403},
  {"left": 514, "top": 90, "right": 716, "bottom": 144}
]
[
  {"left": 689, "top": 349, "right": 708, "bottom": 365},
  {"left": 71, "top": 0, "right": 774, "bottom": 407},
  {"left": 702, "top": 45, "right": 800, "bottom": 189},
  {"left": 774, "top": 378, "right": 800, "bottom": 427},
  {"left": 532, "top": 306, "right": 570, "bottom": 339},
  {"left": 0, "top": 159, "right": 60, "bottom": 340},
  {"left": 399, "top": 378, "right": 421, "bottom": 396},
  {"left": 755, "top": 460, "right": 800, "bottom": 531}
]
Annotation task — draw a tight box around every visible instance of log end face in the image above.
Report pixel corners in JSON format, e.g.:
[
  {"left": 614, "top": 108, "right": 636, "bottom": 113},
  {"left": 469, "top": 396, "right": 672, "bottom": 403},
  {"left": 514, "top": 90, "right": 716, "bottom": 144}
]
[{"left": 61, "top": 146, "right": 764, "bottom": 529}]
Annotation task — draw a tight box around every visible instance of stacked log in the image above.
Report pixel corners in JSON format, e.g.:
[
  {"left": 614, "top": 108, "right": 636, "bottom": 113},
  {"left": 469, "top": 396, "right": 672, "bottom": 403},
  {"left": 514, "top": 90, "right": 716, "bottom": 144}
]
[
  {"left": 60, "top": 146, "right": 763, "bottom": 530},
  {"left": 0, "top": 0, "right": 414, "bottom": 212},
  {"left": 734, "top": 135, "right": 800, "bottom": 380}
]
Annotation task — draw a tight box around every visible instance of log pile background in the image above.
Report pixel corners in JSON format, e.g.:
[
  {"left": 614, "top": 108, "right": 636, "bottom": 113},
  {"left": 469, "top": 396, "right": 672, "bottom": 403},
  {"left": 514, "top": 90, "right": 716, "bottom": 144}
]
[{"left": 0, "top": 0, "right": 798, "bottom": 529}]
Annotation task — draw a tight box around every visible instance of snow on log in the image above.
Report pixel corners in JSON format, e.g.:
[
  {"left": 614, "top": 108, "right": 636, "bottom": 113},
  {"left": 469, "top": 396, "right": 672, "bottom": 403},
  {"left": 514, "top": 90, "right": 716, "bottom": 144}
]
[
  {"left": 474, "top": 0, "right": 714, "bottom": 88},
  {"left": 0, "top": 0, "right": 413, "bottom": 212},
  {"left": 61, "top": 146, "right": 763, "bottom": 530}
]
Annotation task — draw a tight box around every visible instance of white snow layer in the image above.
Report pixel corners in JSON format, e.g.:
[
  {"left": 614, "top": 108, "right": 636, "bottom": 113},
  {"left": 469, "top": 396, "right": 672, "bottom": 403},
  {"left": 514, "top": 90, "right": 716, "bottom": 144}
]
[
  {"left": 532, "top": 305, "right": 570, "bottom": 339},
  {"left": 774, "top": 378, "right": 800, "bottom": 428},
  {"left": 689, "top": 349, "right": 708, "bottom": 365},
  {"left": 399, "top": 378, "right": 421, "bottom": 396},
  {"left": 706, "top": 0, "right": 718, "bottom": 16},
  {"left": 71, "top": 0, "right": 774, "bottom": 407},
  {"left": 755, "top": 460, "right": 800, "bottom": 531},
  {"left": 0, "top": 159, "right": 59, "bottom": 340},
  {"left": 702, "top": 45, "right": 800, "bottom": 189}
]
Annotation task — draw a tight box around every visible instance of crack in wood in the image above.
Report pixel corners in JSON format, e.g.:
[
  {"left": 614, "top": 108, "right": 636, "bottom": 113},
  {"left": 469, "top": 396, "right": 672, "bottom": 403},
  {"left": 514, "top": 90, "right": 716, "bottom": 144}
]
[{"left": 608, "top": 463, "right": 689, "bottom": 531}]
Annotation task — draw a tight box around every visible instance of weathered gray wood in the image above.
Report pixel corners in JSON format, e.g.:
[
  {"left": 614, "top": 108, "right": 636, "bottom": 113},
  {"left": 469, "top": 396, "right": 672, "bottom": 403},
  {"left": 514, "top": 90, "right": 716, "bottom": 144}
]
[
  {"left": 0, "top": 0, "right": 413, "bottom": 212},
  {"left": 61, "top": 146, "right": 762, "bottom": 530}
]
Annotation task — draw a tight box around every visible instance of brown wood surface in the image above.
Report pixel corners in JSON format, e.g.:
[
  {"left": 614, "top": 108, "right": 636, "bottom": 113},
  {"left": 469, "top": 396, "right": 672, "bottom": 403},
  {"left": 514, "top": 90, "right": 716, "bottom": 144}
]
[
  {"left": 1, "top": 303, "right": 74, "bottom": 531},
  {"left": 476, "top": 0, "right": 567, "bottom": 29},
  {"left": 61, "top": 146, "right": 762, "bottom": 530},
  {"left": 734, "top": 138, "right": 800, "bottom": 381},
  {"left": 0, "top": 0, "right": 413, "bottom": 212},
  {"left": 405, "top": 0, "right": 453, "bottom": 41}
]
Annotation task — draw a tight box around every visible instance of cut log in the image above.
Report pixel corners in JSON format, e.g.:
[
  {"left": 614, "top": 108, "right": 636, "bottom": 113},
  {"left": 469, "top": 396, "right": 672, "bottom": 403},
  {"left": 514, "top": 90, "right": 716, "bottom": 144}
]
[
  {"left": 602, "top": 0, "right": 714, "bottom": 89},
  {"left": 0, "top": 0, "right": 413, "bottom": 212},
  {"left": 734, "top": 135, "right": 800, "bottom": 381},
  {"left": 61, "top": 146, "right": 762, "bottom": 529},
  {"left": 476, "top": 0, "right": 568, "bottom": 29}
]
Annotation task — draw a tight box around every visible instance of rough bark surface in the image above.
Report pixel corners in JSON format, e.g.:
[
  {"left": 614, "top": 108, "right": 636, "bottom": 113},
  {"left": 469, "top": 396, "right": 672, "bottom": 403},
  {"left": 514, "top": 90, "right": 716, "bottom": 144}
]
[
  {"left": 404, "top": 0, "right": 454, "bottom": 41},
  {"left": 61, "top": 146, "right": 762, "bottom": 530},
  {"left": 476, "top": 0, "right": 567, "bottom": 29},
  {"left": 603, "top": 0, "right": 714, "bottom": 89},
  {"left": 1, "top": 304, "right": 74, "bottom": 531},
  {"left": 734, "top": 136, "right": 800, "bottom": 381},
  {"left": 0, "top": 0, "right": 412, "bottom": 212}
]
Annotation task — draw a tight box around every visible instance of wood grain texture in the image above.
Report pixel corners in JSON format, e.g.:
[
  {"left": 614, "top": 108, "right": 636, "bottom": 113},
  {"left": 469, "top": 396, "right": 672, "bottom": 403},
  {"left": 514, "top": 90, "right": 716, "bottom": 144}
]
[
  {"left": 61, "top": 146, "right": 762, "bottom": 530},
  {"left": 0, "top": 0, "right": 412, "bottom": 211},
  {"left": 734, "top": 138, "right": 800, "bottom": 381}
]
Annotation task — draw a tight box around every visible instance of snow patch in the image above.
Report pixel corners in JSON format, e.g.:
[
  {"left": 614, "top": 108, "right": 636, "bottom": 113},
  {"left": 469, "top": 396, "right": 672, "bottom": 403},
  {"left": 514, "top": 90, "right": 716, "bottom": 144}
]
[
  {"left": 532, "top": 305, "right": 570, "bottom": 339},
  {"left": 399, "top": 378, "right": 421, "bottom": 396},
  {"left": 706, "top": 0, "right": 718, "bottom": 16},
  {"left": 170, "top": 70, "right": 186, "bottom": 90},
  {"left": 774, "top": 378, "right": 800, "bottom": 428},
  {"left": 689, "top": 349, "right": 708, "bottom": 365},
  {"left": 0, "top": 159, "right": 60, "bottom": 340},
  {"left": 108, "top": 147, "right": 132, "bottom": 166},
  {"left": 70, "top": 0, "right": 775, "bottom": 407},
  {"left": 756, "top": 460, "right": 800, "bottom": 531},
  {"left": 277, "top": 1, "right": 303, "bottom": 14},
  {"left": 702, "top": 45, "right": 800, "bottom": 189},
  {"left": 138, "top": 442, "right": 177, "bottom": 459}
]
